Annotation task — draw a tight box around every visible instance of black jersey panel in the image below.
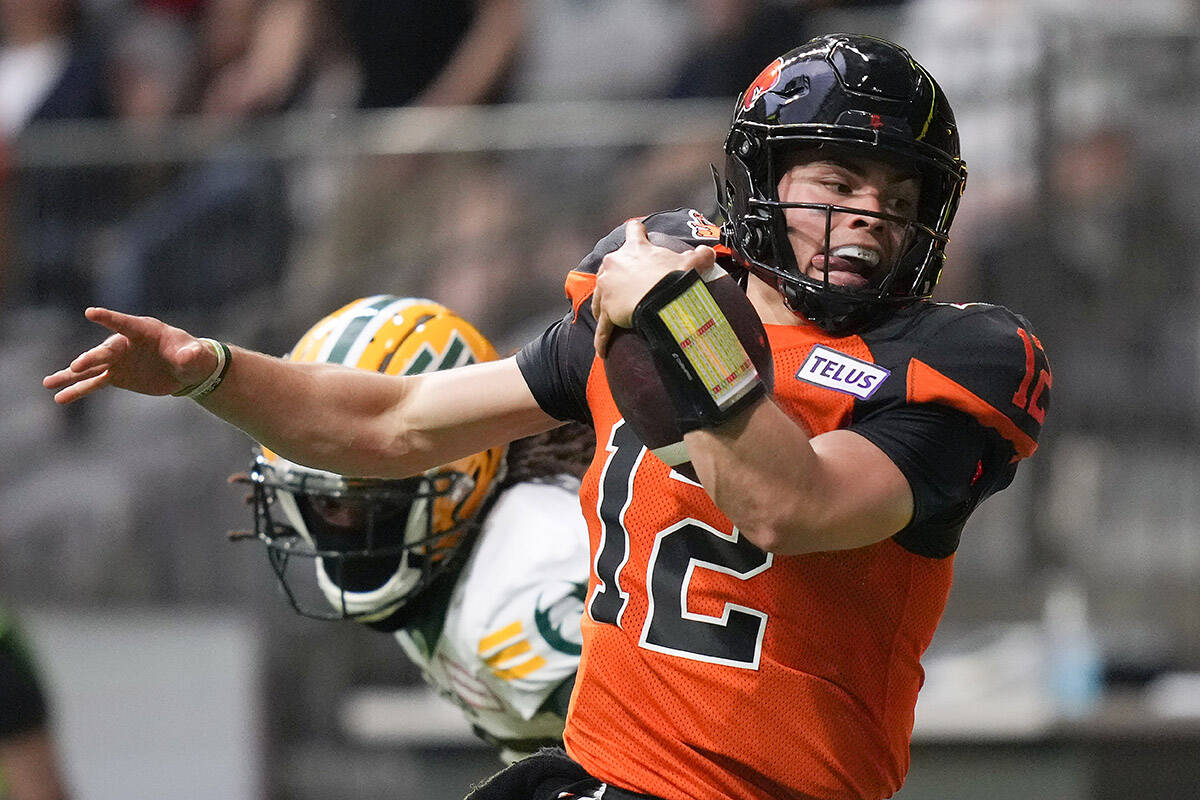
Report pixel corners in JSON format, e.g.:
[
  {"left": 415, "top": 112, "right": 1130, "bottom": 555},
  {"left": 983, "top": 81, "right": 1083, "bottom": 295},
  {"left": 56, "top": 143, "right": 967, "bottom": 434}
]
[
  {"left": 848, "top": 302, "right": 1046, "bottom": 557},
  {"left": 909, "top": 304, "right": 1050, "bottom": 449},
  {"left": 852, "top": 404, "right": 1006, "bottom": 558},
  {"left": 517, "top": 309, "right": 596, "bottom": 426}
]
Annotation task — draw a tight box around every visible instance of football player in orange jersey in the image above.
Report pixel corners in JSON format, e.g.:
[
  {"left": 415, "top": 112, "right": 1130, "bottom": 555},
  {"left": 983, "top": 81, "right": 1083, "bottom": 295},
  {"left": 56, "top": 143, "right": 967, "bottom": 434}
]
[{"left": 46, "top": 34, "right": 1049, "bottom": 800}]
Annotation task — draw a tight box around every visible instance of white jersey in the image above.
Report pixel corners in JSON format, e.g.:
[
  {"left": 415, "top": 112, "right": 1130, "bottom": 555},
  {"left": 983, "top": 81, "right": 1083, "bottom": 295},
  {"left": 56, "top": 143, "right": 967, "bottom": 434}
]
[{"left": 393, "top": 478, "right": 589, "bottom": 754}]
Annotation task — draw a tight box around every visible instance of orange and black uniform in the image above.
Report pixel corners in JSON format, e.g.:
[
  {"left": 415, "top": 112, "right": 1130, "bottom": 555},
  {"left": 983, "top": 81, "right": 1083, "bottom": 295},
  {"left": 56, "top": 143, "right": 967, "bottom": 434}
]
[{"left": 513, "top": 209, "right": 1050, "bottom": 800}]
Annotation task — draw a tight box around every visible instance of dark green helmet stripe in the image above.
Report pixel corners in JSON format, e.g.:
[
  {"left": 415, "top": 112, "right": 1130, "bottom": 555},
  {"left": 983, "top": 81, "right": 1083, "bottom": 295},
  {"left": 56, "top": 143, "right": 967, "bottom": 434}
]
[
  {"left": 404, "top": 348, "right": 435, "bottom": 375},
  {"left": 439, "top": 336, "right": 465, "bottom": 370},
  {"left": 402, "top": 332, "right": 478, "bottom": 375},
  {"left": 327, "top": 296, "right": 395, "bottom": 365}
]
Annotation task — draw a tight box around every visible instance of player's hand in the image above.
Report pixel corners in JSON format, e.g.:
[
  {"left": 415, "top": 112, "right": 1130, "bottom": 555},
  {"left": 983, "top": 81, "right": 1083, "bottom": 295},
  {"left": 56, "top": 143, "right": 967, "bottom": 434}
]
[
  {"left": 592, "top": 219, "right": 716, "bottom": 357},
  {"left": 42, "top": 307, "right": 219, "bottom": 404}
]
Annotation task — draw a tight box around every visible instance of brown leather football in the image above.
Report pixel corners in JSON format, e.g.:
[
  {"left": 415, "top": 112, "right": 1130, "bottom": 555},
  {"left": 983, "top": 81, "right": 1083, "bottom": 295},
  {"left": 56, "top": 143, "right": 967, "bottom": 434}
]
[{"left": 604, "top": 235, "right": 773, "bottom": 482}]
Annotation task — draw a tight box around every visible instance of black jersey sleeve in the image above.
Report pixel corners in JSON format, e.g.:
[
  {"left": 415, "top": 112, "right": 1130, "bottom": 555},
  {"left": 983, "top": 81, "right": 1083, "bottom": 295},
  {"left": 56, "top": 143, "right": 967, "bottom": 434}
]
[
  {"left": 517, "top": 308, "right": 596, "bottom": 425},
  {"left": 0, "top": 617, "right": 49, "bottom": 737},
  {"left": 852, "top": 404, "right": 1012, "bottom": 558},
  {"left": 909, "top": 304, "right": 1050, "bottom": 460},
  {"left": 850, "top": 303, "right": 1050, "bottom": 557}
]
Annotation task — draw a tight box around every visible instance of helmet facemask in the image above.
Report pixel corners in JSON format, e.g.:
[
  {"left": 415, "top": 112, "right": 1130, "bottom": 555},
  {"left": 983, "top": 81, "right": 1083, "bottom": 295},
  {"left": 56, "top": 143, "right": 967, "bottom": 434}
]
[{"left": 245, "top": 453, "right": 480, "bottom": 621}]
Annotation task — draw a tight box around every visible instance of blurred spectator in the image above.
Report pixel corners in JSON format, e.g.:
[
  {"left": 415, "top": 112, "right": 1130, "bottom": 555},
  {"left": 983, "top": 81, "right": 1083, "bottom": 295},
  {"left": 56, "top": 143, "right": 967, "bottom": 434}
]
[
  {"left": 502, "top": 0, "right": 697, "bottom": 213},
  {"left": 198, "top": 0, "right": 317, "bottom": 118},
  {"left": 668, "top": 0, "right": 817, "bottom": 101},
  {"left": 195, "top": 0, "right": 525, "bottom": 117},
  {"left": 897, "top": 0, "right": 1049, "bottom": 269},
  {"left": 276, "top": 0, "right": 527, "bottom": 343},
  {"left": 517, "top": 0, "right": 910, "bottom": 247},
  {"left": 106, "top": 7, "right": 195, "bottom": 130},
  {"left": 506, "top": 0, "right": 692, "bottom": 105},
  {"left": 422, "top": 155, "right": 532, "bottom": 340},
  {"left": 605, "top": 0, "right": 814, "bottom": 223},
  {"left": 0, "top": 606, "right": 70, "bottom": 800},
  {"left": 89, "top": 147, "right": 290, "bottom": 318},
  {"left": 333, "top": 0, "right": 523, "bottom": 109},
  {"left": 970, "top": 126, "right": 1194, "bottom": 436},
  {"left": 0, "top": 0, "right": 111, "bottom": 310},
  {"left": 401, "top": 0, "right": 704, "bottom": 346},
  {"left": 138, "top": 0, "right": 203, "bottom": 14},
  {"left": 0, "top": 0, "right": 107, "bottom": 135},
  {"left": 89, "top": 1, "right": 291, "bottom": 321}
]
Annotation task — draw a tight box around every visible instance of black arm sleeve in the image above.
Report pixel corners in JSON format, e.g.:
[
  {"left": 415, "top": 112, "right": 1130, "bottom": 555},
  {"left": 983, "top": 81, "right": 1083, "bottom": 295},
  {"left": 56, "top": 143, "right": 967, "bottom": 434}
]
[
  {"left": 516, "top": 309, "right": 597, "bottom": 426},
  {"left": 847, "top": 302, "right": 1048, "bottom": 557}
]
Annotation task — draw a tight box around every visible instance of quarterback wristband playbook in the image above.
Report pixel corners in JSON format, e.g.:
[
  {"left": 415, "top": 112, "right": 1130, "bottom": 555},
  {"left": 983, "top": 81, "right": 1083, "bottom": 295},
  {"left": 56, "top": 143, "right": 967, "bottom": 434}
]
[
  {"left": 172, "top": 338, "right": 232, "bottom": 401},
  {"left": 631, "top": 269, "right": 764, "bottom": 432}
]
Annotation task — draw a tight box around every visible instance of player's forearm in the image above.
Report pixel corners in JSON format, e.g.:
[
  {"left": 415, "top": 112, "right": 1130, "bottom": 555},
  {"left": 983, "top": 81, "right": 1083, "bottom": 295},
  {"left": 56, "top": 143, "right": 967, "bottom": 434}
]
[
  {"left": 199, "top": 352, "right": 556, "bottom": 478},
  {"left": 686, "top": 398, "right": 823, "bottom": 554},
  {"left": 197, "top": 347, "right": 426, "bottom": 477},
  {"left": 686, "top": 398, "right": 912, "bottom": 555}
]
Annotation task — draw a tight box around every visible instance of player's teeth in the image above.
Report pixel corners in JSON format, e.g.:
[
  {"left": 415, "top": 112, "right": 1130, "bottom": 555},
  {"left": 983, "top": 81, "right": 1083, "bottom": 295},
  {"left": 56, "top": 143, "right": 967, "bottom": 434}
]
[{"left": 830, "top": 245, "right": 880, "bottom": 266}]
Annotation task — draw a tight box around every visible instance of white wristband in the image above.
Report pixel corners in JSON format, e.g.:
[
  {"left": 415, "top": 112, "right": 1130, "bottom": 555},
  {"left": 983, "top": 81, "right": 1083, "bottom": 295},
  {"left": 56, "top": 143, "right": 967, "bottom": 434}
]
[{"left": 172, "top": 338, "right": 232, "bottom": 400}]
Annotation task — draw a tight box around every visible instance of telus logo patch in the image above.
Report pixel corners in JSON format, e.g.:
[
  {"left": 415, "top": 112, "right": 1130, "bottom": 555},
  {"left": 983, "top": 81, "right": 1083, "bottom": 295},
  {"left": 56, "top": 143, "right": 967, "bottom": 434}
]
[{"left": 796, "top": 345, "right": 890, "bottom": 400}]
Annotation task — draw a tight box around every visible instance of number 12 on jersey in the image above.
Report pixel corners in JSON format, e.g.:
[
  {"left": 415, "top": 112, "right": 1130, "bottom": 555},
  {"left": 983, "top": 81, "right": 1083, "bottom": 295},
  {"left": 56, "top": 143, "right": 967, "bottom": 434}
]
[
  {"left": 1012, "top": 327, "right": 1050, "bottom": 424},
  {"left": 589, "top": 420, "right": 773, "bottom": 670}
]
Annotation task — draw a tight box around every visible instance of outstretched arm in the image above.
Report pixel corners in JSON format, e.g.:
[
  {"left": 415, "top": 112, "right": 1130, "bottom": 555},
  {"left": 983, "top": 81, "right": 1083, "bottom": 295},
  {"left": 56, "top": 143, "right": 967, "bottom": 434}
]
[
  {"left": 43, "top": 308, "right": 559, "bottom": 477},
  {"left": 44, "top": 308, "right": 217, "bottom": 402}
]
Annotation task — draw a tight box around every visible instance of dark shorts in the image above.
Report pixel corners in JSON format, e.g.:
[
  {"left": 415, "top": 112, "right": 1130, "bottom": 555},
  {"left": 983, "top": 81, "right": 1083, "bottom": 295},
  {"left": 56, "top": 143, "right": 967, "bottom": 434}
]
[{"left": 464, "top": 747, "right": 666, "bottom": 800}]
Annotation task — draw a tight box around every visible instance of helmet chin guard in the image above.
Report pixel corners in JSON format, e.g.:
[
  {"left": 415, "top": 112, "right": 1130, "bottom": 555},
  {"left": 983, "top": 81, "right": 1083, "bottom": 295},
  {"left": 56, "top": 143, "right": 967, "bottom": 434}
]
[
  {"left": 244, "top": 453, "right": 480, "bottom": 621},
  {"left": 720, "top": 34, "right": 968, "bottom": 332}
]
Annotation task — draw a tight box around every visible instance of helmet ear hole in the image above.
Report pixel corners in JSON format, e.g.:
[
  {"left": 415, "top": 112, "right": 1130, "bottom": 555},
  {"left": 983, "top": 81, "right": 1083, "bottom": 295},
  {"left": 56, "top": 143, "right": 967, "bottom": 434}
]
[
  {"left": 737, "top": 221, "right": 764, "bottom": 253},
  {"left": 779, "top": 73, "right": 811, "bottom": 98},
  {"left": 732, "top": 130, "right": 760, "bottom": 160}
]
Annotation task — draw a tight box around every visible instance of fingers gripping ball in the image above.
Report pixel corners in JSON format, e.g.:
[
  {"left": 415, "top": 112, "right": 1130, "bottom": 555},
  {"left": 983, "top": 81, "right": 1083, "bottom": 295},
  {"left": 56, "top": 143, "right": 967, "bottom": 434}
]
[{"left": 603, "top": 234, "right": 773, "bottom": 481}]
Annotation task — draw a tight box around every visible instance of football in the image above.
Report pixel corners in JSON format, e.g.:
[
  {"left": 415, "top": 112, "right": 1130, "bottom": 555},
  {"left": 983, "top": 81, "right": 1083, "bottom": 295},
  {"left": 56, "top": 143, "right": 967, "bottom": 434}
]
[{"left": 604, "top": 235, "right": 774, "bottom": 482}]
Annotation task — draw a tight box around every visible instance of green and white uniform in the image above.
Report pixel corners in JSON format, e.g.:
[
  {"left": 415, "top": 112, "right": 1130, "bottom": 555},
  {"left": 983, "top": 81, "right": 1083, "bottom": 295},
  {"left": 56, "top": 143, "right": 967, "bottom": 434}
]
[{"left": 394, "top": 478, "right": 589, "bottom": 759}]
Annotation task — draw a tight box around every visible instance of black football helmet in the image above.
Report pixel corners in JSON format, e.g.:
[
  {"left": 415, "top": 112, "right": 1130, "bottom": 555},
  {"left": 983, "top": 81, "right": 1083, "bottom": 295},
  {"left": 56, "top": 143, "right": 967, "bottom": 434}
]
[{"left": 719, "top": 34, "right": 968, "bottom": 331}]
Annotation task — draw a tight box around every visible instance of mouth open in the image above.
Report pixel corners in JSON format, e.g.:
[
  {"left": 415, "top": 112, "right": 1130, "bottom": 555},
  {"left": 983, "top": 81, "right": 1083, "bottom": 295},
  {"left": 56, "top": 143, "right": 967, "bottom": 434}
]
[{"left": 810, "top": 245, "right": 881, "bottom": 289}]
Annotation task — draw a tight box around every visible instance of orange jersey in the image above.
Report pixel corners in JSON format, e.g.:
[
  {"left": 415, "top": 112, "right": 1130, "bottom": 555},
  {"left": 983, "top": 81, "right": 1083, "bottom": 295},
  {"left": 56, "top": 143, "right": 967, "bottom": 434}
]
[{"left": 516, "top": 210, "right": 1049, "bottom": 800}]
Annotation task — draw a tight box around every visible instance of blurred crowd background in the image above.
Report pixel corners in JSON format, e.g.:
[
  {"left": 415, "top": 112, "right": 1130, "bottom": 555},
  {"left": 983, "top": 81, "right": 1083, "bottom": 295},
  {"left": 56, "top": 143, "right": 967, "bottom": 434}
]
[{"left": 2, "top": 0, "right": 1199, "bottom": 798}]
